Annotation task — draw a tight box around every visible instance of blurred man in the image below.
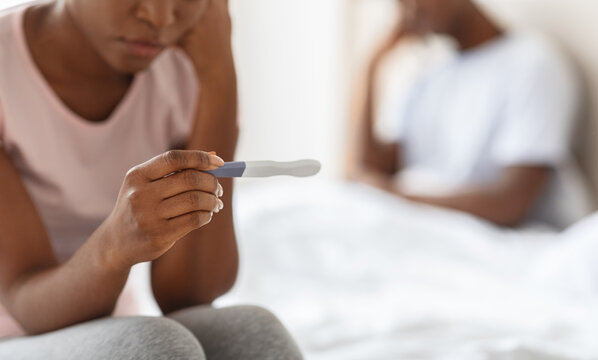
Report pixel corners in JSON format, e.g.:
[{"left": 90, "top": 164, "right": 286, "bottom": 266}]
[{"left": 351, "top": 0, "right": 593, "bottom": 228}]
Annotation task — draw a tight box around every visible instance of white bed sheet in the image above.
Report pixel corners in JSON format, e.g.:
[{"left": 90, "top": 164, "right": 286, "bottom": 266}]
[{"left": 217, "top": 180, "right": 598, "bottom": 360}]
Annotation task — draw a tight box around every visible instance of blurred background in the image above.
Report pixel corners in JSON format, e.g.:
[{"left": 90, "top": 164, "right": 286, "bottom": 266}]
[
  {"left": 228, "top": 0, "right": 598, "bottom": 193},
  {"left": 227, "top": 1, "right": 598, "bottom": 358},
  {"left": 3, "top": 0, "right": 598, "bottom": 358},
  {"left": 3, "top": 0, "right": 597, "bottom": 188},
  {"left": 229, "top": 1, "right": 598, "bottom": 358}
]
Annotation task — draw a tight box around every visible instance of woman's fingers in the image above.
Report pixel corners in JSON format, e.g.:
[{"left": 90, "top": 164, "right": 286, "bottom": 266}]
[
  {"left": 158, "top": 190, "right": 222, "bottom": 220},
  {"left": 155, "top": 169, "right": 221, "bottom": 199},
  {"left": 167, "top": 211, "right": 215, "bottom": 240},
  {"left": 130, "top": 150, "right": 225, "bottom": 182}
]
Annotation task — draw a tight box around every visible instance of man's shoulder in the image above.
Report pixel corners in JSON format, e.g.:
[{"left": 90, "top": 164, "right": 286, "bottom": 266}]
[{"left": 502, "top": 33, "right": 571, "bottom": 70}]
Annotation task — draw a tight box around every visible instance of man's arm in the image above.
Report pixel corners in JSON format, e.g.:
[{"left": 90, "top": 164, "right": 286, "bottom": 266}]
[
  {"left": 354, "top": 57, "right": 402, "bottom": 177},
  {"left": 150, "top": 0, "right": 240, "bottom": 313},
  {"left": 348, "top": 16, "right": 418, "bottom": 179},
  {"left": 365, "top": 166, "right": 550, "bottom": 227}
]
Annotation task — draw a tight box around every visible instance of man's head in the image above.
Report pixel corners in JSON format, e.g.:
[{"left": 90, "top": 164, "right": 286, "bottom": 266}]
[
  {"left": 65, "top": 0, "right": 210, "bottom": 74},
  {"left": 399, "top": 0, "right": 476, "bottom": 37}
]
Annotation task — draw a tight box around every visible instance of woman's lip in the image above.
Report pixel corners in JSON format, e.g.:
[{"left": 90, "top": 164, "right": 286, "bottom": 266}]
[{"left": 122, "top": 39, "right": 165, "bottom": 58}]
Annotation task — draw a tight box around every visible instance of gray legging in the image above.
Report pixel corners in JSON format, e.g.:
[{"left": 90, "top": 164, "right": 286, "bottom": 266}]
[{"left": 0, "top": 305, "right": 303, "bottom": 360}]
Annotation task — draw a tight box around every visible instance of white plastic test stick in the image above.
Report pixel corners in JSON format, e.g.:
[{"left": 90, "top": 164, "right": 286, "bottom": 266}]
[{"left": 206, "top": 160, "right": 321, "bottom": 178}]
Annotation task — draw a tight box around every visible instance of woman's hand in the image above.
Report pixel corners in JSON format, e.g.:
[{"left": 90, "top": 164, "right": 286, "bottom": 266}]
[
  {"left": 177, "top": 0, "right": 234, "bottom": 79},
  {"left": 102, "top": 150, "right": 225, "bottom": 271}
]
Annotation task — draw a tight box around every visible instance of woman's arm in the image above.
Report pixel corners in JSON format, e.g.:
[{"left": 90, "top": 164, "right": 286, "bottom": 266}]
[
  {"left": 150, "top": 0, "right": 240, "bottom": 313},
  {"left": 0, "top": 148, "right": 129, "bottom": 335},
  {"left": 150, "top": 74, "right": 239, "bottom": 313},
  {"left": 0, "top": 148, "right": 224, "bottom": 334}
]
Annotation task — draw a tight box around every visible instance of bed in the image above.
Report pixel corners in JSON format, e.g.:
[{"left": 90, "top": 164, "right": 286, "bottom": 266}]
[{"left": 216, "top": 180, "right": 598, "bottom": 359}]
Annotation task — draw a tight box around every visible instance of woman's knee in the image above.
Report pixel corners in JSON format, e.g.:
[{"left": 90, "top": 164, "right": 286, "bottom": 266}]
[
  {"left": 98, "top": 317, "right": 206, "bottom": 360},
  {"left": 170, "top": 305, "right": 303, "bottom": 360},
  {"left": 225, "top": 305, "right": 287, "bottom": 332},
  {"left": 0, "top": 317, "right": 206, "bottom": 360},
  {"left": 219, "top": 305, "right": 304, "bottom": 359}
]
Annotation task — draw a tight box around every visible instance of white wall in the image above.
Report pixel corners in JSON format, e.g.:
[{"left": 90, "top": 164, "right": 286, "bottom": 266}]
[{"left": 230, "top": 0, "right": 347, "bottom": 182}]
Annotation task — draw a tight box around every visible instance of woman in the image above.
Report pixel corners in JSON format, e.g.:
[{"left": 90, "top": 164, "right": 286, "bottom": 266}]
[{"left": 0, "top": 0, "right": 302, "bottom": 358}]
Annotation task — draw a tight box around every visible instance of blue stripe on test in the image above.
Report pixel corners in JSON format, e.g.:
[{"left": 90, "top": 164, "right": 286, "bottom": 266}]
[{"left": 205, "top": 161, "right": 247, "bottom": 178}]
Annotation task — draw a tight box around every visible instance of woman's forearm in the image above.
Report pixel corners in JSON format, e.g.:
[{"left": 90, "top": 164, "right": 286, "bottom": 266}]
[
  {"left": 184, "top": 193, "right": 238, "bottom": 303},
  {"left": 151, "top": 63, "right": 240, "bottom": 313},
  {"left": 151, "top": 199, "right": 238, "bottom": 313},
  {"left": 5, "top": 223, "right": 129, "bottom": 335},
  {"left": 150, "top": 0, "right": 243, "bottom": 311}
]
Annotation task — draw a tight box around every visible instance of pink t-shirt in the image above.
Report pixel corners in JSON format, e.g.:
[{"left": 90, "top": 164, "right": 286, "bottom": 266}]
[{"left": 0, "top": 4, "right": 198, "bottom": 337}]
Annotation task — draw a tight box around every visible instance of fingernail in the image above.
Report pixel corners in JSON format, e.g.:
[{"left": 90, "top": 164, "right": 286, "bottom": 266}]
[
  {"left": 217, "top": 183, "right": 224, "bottom": 197},
  {"left": 218, "top": 199, "right": 224, "bottom": 210},
  {"left": 209, "top": 151, "right": 217, "bottom": 155},
  {"left": 209, "top": 154, "right": 225, "bottom": 167}
]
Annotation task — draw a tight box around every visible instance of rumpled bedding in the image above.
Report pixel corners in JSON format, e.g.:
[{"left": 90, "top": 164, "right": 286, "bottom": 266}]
[{"left": 217, "top": 181, "right": 598, "bottom": 359}]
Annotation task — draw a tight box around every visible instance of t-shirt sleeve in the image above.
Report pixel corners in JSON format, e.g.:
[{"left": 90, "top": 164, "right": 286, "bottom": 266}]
[
  {"left": 490, "top": 41, "right": 580, "bottom": 167},
  {"left": 375, "top": 68, "right": 420, "bottom": 144},
  {"left": 377, "top": 77, "right": 425, "bottom": 143},
  {"left": 394, "top": 82, "right": 418, "bottom": 143}
]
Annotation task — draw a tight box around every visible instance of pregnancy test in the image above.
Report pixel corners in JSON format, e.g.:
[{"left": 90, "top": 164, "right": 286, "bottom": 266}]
[{"left": 206, "top": 160, "right": 321, "bottom": 178}]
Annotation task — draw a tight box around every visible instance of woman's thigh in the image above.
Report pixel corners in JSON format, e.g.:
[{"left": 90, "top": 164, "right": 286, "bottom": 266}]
[
  {"left": 0, "top": 316, "right": 205, "bottom": 360},
  {"left": 168, "top": 305, "right": 303, "bottom": 360}
]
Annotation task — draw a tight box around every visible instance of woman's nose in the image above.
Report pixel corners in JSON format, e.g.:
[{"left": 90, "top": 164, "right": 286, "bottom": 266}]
[{"left": 135, "top": 0, "right": 177, "bottom": 29}]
